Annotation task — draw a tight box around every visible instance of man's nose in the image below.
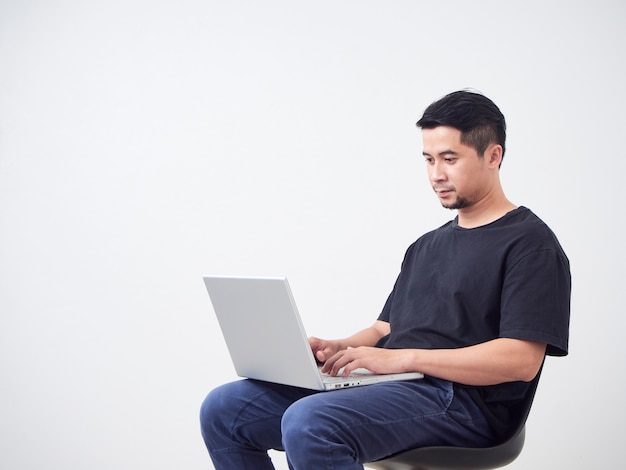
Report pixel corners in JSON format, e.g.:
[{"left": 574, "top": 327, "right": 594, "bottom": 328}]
[{"left": 429, "top": 161, "right": 446, "bottom": 182}]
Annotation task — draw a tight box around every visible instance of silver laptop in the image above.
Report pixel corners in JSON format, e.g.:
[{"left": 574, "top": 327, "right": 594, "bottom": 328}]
[{"left": 203, "top": 275, "right": 423, "bottom": 391}]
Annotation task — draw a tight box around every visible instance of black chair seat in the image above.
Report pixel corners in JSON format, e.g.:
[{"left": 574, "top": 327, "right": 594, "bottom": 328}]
[{"left": 365, "top": 426, "right": 525, "bottom": 470}]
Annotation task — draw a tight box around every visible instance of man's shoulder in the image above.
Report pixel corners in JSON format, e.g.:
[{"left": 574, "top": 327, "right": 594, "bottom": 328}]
[
  {"left": 497, "top": 207, "right": 569, "bottom": 265},
  {"left": 505, "top": 207, "right": 562, "bottom": 241}
]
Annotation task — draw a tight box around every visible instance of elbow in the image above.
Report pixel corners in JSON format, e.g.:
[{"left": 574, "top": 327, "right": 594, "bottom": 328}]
[
  {"left": 517, "top": 364, "right": 541, "bottom": 383},
  {"left": 514, "top": 342, "right": 547, "bottom": 382},
  {"left": 499, "top": 339, "right": 546, "bottom": 383},
  {"left": 503, "top": 361, "right": 541, "bottom": 383}
]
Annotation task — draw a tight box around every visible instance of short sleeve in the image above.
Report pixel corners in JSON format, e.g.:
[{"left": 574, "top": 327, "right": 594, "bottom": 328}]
[{"left": 499, "top": 248, "right": 571, "bottom": 356}]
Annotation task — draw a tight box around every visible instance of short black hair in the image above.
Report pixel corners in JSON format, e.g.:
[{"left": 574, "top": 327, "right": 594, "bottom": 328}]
[{"left": 416, "top": 90, "right": 507, "bottom": 159}]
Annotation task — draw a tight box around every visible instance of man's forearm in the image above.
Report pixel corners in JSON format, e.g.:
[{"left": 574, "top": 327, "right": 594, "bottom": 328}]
[
  {"left": 404, "top": 338, "right": 547, "bottom": 386},
  {"left": 340, "top": 320, "right": 390, "bottom": 349}
]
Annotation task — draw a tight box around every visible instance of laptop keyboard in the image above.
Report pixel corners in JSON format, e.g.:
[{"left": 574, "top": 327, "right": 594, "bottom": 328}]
[{"left": 320, "top": 367, "right": 373, "bottom": 380}]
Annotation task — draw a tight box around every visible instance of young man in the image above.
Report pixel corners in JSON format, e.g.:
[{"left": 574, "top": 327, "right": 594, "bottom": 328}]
[{"left": 200, "top": 90, "right": 571, "bottom": 470}]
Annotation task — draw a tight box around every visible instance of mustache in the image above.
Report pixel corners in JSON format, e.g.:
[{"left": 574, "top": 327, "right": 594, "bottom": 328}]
[{"left": 432, "top": 184, "right": 455, "bottom": 192}]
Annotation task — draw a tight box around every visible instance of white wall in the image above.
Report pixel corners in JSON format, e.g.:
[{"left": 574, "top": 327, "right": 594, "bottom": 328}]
[{"left": 1, "top": 1, "right": 624, "bottom": 468}]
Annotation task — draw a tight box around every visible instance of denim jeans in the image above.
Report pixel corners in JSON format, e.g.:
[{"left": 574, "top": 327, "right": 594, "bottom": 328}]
[{"left": 200, "top": 376, "right": 495, "bottom": 470}]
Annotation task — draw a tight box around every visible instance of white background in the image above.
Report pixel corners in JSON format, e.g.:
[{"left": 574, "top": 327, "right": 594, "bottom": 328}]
[{"left": 1, "top": 1, "right": 624, "bottom": 468}]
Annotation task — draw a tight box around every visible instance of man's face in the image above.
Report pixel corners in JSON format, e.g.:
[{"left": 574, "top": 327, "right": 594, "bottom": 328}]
[{"left": 421, "top": 126, "right": 491, "bottom": 210}]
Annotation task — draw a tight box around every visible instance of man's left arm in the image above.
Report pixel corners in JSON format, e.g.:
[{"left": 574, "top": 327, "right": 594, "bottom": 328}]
[{"left": 322, "top": 338, "right": 546, "bottom": 386}]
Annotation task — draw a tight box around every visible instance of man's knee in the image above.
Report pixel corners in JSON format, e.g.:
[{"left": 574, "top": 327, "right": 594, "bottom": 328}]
[
  {"left": 199, "top": 387, "right": 223, "bottom": 445},
  {"left": 282, "top": 395, "right": 364, "bottom": 468},
  {"left": 199, "top": 382, "right": 244, "bottom": 447},
  {"left": 281, "top": 396, "right": 336, "bottom": 455}
]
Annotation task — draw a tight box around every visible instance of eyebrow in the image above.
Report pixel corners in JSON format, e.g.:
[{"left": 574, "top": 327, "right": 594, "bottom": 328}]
[{"left": 422, "top": 149, "right": 459, "bottom": 157}]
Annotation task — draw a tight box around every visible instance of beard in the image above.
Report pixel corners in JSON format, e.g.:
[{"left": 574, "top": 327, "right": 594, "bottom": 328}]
[
  {"left": 441, "top": 195, "right": 471, "bottom": 210},
  {"left": 433, "top": 184, "right": 472, "bottom": 210}
]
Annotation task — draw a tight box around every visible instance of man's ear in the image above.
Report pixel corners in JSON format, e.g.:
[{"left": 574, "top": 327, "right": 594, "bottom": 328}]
[{"left": 486, "top": 144, "right": 503, "bottom": 169}]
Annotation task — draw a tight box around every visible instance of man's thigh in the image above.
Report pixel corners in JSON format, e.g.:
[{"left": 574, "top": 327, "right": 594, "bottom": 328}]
[
  {"left": 281, "top": 376, "right": 494, "bottom": 463},
  {"left": 201, "top": 379, "right": 317, "bottom": 452}
]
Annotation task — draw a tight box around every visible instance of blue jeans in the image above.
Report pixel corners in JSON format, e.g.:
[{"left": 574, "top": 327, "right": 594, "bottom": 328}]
[{"left": 200, "top": 376, "right": 495, "bottom": 469}]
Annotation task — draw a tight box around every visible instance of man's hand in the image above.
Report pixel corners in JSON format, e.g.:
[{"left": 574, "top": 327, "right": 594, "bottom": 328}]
[
  {"left": 321, "top": 346, "right": 412, "bottom": 376},
  {"left": 309, "top": 320, "right": 391, "bottom": 372},
  {"left": 308, "top": 337, "right": 343, "bottom": 364}
]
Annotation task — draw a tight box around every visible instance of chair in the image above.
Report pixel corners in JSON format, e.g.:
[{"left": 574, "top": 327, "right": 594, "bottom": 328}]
[{"left": 365, "top": 364, "right": 544, "bottom": 470}]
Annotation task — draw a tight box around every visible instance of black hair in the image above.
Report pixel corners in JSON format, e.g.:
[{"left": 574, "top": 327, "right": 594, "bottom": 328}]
[{"left": 416, "top": 90, "right": 507, "bottom": 159}]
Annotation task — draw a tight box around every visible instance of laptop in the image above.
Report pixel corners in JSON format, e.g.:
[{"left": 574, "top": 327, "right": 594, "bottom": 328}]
[{"left": 203, "top": 275, "right": 423, "bottom": 391}]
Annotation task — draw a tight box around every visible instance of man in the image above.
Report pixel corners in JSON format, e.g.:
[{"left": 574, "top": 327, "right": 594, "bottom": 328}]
[{"left": 200, "top": 90, "right": 571, "bottom": 469}]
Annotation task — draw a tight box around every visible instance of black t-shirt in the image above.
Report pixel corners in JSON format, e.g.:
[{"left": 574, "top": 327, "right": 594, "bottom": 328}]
[{"left": 376, "top": 206, "right": 571, "bottom": 436}]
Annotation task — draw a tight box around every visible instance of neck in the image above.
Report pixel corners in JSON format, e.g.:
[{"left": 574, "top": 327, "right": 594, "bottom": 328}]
[{"left": 456, "top": 192, "right": 517, "bottom": 229}]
